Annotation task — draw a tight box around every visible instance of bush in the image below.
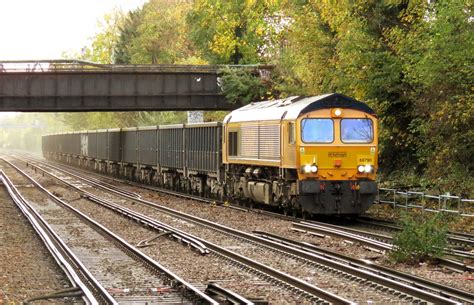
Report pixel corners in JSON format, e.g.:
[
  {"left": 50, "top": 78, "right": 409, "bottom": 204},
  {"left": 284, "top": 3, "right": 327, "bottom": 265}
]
[
  {"left": 219, "top": 67, "right": 270, "bottom": 105},
  {"left": 390, "top": 212, "right": 448, "bottom": 264}
]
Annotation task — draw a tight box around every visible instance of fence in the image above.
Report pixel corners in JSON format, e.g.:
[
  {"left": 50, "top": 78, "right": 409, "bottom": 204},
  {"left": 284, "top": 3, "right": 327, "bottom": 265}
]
[{"left": 376, "top": 188, "right": 474, "bottom": 217}]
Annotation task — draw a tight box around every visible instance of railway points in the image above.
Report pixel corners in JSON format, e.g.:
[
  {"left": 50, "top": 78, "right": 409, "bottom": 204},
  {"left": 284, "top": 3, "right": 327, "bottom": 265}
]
[
  {"left": 291, "top": 222, "right": 473, "bottom": 273},
  {"left": 11, "top": 155, "right": 356, "bottom": 303}
]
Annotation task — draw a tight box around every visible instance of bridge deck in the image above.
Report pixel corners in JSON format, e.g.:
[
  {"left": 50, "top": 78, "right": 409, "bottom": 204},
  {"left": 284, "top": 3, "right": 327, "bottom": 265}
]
[{"left": 0, "top": 60, "right": 258, "bottom": 112}]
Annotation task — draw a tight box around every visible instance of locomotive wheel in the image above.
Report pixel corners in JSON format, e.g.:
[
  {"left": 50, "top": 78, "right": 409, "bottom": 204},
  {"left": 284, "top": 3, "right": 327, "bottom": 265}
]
[
  {"left": 301, "top": 210, "right": 311, "bottom": 220},
  {"left": 290, "top": 197, "right": 300, "bottom": 218}
]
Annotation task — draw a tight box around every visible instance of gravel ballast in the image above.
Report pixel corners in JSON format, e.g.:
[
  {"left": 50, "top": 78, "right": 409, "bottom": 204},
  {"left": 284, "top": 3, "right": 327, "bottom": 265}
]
[{"left": 0, "top": 187, "right": 79, "bottom": 304}]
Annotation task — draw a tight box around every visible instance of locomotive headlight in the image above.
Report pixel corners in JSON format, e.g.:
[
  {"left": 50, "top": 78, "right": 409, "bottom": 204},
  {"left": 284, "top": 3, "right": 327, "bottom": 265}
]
[
  {"left": 302, "top": 164, "right": 317, "bottom": 173},
  {"left": 364, "top": 165, "right": 374, "bottom": 173},
  {"left": 357, "top": 165, "right": 365, "bottom": 173}
]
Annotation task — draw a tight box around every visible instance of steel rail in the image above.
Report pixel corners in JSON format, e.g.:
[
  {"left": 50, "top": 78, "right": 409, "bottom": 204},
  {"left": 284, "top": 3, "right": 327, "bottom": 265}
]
[
  {"left": 292, "top": 222, "right": 474, "bottom": 273},
  {"left": 0, "top": 171, "right": 112, "bottom": 305},
  {"left": 83, "top": 194, "right": 210, "bottom": 255},
  {"left": 1, "top": 158, "right": 218, "bottom": 305},
  {"left": 76, "top": 174, "right": 141, "bottom": 199},
  {"left": 294, "top": 222, "right": 393, "bottom": 252},
  {"left": 15, "top": 156, "right": 354, "bottom": 304},
  {"left": 20, "top": 157, "right": 474, "bottom": 260},
  {"left": 35, "top": 162, "right": 141, "bottom": 199},
  {"left": 357, "top": 217, "right": 474, "bottom": 247},
  {"left": 24, "top": 157, "right": 210, "bottom": 255},
  {"left": 17, "top": 157, "right": 466, "bottom": 304},
  {"left": 19, "top": 155, "right": 474, "bottom": 269},
  {"left": 205, "top": 283, "right": 255, "bottom": 305},
  {"left": 302, "top": 220, "right": 474, "bottom": 259},
  {"left": 22, "top": 157, "right": 209, "bottom": 256},
  {"left": 22, "top": 154, "right": 291, "bottom": 225},
  {"left": 47, "top": 163, "right": 474, "bottom": 252},
  {"left": 253, "top": 231, "right": 474, "bottom": 304}
]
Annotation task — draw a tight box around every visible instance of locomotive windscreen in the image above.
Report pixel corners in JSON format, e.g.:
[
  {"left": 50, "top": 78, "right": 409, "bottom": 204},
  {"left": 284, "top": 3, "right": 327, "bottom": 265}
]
[{"left": 341, "top": 119, "right": 373, "bottom": 143}]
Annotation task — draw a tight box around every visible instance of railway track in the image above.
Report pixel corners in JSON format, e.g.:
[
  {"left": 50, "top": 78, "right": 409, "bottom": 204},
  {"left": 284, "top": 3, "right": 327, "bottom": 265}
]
[
  {"left": 22, "top": 153, "right": 474, "bottom": 268},
  {"left": 253, "top": 231, "right": 474, "bottom": 304},
  {"left": 296, "top": 220, "right": 474, "bottom": 259},
  {"left": 356, "top": 216, "right": 474, "bottom": 248},
  {"left": 292, "top": 221, "right": 474, "bottom": 273},
  {"left": 10, "top": 155, "right": 352, "bottom": 304},
  {"left": 0, "top": 170, "right": 110, "bottom": 305},
  {"left": 0, "top": 158, "right": 218, "bottom": 304},
  {"left": 14, "top": 154, "right": 474, "bottom": 304}
]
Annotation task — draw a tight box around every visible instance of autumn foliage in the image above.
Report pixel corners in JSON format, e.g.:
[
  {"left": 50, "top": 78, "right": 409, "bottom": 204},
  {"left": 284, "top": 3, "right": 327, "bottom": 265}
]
[{"left": 50, "top": 0, "right": 474, "bottom": 196}]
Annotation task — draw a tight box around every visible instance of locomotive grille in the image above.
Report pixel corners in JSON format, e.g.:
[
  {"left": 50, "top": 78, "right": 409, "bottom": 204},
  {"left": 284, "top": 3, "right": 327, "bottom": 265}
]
[
  {"left": 241, "top": 124, "right": 259, "bottom": 158},
  {"left": 240, "top": 124, "right": 280, "bottom": 160},
  {"left": 259, "top": 124, "right": 280, "bottom": 159}
]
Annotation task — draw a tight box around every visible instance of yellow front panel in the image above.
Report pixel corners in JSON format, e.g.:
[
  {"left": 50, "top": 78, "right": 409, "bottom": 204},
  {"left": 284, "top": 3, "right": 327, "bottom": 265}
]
[
  {"left": 296, "top": 108, "right": 378, "bottom": 181},
  {"left": 298, "top": 146, "right": 377, "bottom": 180}
]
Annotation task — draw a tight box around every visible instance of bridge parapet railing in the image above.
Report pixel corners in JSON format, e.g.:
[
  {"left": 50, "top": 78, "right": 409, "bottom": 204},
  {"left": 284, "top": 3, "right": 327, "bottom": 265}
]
[
  {"left": 377, "top": 188, "right": 474, "bottom": 217},
  {"left": 0, "top": 60, "right": 220, "bottom": 73},
  {"left": 0, "top": 59, "right": 274, "bottom": 74}
]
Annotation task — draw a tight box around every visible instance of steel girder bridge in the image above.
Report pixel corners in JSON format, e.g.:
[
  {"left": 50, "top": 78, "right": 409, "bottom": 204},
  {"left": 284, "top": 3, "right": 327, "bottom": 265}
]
[{"left": 0, "top": 60, "right": 270, "bottom": 112}]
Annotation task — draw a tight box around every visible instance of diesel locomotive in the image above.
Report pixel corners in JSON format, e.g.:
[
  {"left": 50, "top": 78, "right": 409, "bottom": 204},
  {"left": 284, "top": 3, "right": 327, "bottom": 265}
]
[{"left": 42, "top": 93, "right": 378, "bottom": 215}]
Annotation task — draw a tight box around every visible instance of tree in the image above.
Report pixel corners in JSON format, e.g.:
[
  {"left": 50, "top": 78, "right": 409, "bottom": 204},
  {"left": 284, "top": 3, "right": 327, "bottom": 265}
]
[
  {"left": 115, "top": 0, "right": 199, "bottom": 64},
  {"left": 58, "top": 0, "right": 473, "bottom": 195},
  {"left": 114, "top": 9, "right": 143, "bottom": 64},
  {"left": 187, "top": 0, "right": 284, "bottom": 64},
  {"left": 387, "top": 0, "right": 474, "bottom": 193},
  {"left": 280, "top": 1, "right": 416, "bottom": 173},
  {"left": 79, "top": 9, "right": 126, "bottom": 64},
  {"left": 0, "top": 113, "right": 67, "bottom": 152}
]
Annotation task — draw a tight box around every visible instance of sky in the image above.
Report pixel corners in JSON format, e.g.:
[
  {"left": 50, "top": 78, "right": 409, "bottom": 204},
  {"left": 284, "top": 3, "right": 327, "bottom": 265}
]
[
  {"left": 0, "top": 0, "right": 146, "bottom": 119},
  {"left": 0, "top": 0, "right": 146, "bottom": 60}
]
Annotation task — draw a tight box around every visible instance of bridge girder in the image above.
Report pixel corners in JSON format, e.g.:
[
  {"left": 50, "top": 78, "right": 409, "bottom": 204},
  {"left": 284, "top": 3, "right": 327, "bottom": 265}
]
[{"left": 0, "top": 61, "right": 265, "bottom": 112}]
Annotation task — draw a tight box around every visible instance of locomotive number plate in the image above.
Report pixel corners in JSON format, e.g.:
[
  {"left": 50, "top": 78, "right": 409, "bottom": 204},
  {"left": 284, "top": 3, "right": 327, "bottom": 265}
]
[
  {"left": 357, "top": 155, "right": 373, "bottom": 163},
  {"left": 328, "top": 152, "right": 347, "bottom": 158}
]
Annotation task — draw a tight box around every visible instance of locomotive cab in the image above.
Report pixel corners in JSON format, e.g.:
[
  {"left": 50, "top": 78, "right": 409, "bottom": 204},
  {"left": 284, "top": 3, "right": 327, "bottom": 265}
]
[{"left": 296, "top": 107, "right": 378, "bottom": 215}]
